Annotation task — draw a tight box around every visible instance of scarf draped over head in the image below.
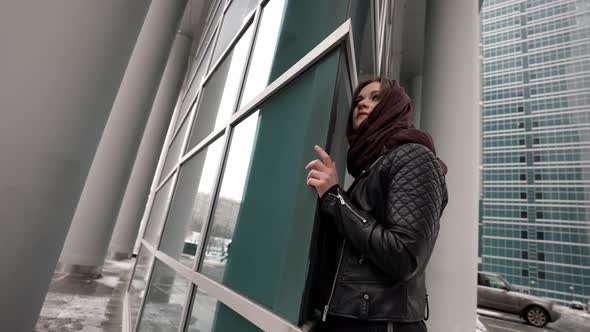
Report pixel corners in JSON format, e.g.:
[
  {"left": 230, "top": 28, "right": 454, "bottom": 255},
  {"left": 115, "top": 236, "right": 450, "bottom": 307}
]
[{"left": 346, "top": 79, "right": 448, "bottom": 177}]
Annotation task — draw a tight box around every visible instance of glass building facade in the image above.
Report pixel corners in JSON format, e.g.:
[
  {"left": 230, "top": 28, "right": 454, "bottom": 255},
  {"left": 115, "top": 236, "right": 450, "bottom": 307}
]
[
  {"left": 480, "top": 0, "right": 590, "bottom": 305},
  {"left": 126, "top": 0, "right": 382, "bottom": 330}
]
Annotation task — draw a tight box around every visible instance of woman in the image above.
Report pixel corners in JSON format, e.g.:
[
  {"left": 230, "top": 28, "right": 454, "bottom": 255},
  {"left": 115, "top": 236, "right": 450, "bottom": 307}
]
[{"left": 305, "top": 78, "right": 448, "bottom": 332}]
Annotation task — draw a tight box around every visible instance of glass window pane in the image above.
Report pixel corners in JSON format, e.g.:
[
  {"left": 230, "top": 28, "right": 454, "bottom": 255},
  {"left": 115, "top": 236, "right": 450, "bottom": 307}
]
[
  {"left": 137, "top": 260, "right": 190, "bottom": 331},
  {"left": 211, "top": 0, "right": 257, "bottom": 63},
  {"left": 161, "top": 117, "right": 190, "bottom": 181},
  {"left": 194, "top": 0, "right": 224, "bottom": 66},
  {"left": 187, "top": 26, "right": 254, "bottom": 150},
  {"left": 159, "top": 138, "right": 226, "bottom": 268},
  {"left": 177, "top": 42, "right": 215, "bottom": 133},
  {"left": 240, "top": 0, "right": 348, "bottom": 107},
  {"left": 143, "top": 177, "right": 175, "bottom": 246},
  {"left": 199, "top": 112, "right": 259, "bottom": 282},
  {"left": 200, "top": 49, "right": 342, "bottom": 322},
  {"left": 187, "top": 287, "right": 262, "bottom": 332},
  {"left": 239, "top": 0, "right": 287, "bottom": 107},
  {"left": 264, "top": 0, "right": 348, "bottom": 83},
  {"left": 350, "top": 0, "right": 376, "bottom": 79},
  {"left": 129, "top": 246, "right": 154, "bottom": 330}
]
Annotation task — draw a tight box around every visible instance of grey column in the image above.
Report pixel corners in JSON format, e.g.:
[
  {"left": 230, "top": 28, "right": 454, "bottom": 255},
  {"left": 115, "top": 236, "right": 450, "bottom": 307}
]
[
  {"left": 409, "top": 76, "right": 423, "bottom": 129},
  {"left": 108, "top": 32, "right": 192, "bottom": 260},
  {"left": 0, "top": 1, "right": 150, "bottom": 330},
  {"left": 421, "top": 0, "right": 480, "bottom": 331},
  {"left": 58, "top": 0, "right": 189, "bottom": 276}
]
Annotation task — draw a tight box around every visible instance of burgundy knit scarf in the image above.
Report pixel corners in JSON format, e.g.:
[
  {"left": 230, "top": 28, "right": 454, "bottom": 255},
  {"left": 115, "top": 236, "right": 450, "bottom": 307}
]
[{"left": 346, "top": 79, "right": 448, "bottom": 177}]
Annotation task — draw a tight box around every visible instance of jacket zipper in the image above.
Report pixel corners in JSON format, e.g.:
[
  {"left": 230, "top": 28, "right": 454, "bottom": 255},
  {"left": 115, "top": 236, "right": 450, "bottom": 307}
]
[
  {"left": 322, "top": 240, "right": 346, "bottom": 321},
  {"left": 321, "top": 158, "right": 382, "bottom": 321},
  {"left": 329, "top": 192, "right": 366, "bottom": 224}
]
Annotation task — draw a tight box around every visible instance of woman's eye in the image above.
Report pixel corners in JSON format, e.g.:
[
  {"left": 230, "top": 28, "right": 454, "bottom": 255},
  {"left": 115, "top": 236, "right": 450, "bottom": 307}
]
[{"left": 372, "top": 95, "right": 381, "bottom": 101}]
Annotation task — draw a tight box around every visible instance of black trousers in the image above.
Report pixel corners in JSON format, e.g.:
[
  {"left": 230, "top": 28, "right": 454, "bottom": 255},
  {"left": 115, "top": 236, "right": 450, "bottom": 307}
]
[{"left": 320, "top": 316, "right": 427, "bottom": 332}]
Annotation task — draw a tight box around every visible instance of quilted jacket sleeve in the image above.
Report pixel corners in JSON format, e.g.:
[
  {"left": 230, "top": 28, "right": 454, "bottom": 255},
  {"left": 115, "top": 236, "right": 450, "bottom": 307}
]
[{"left": 320, "top": 144, "right": 446, "bottom": 282}]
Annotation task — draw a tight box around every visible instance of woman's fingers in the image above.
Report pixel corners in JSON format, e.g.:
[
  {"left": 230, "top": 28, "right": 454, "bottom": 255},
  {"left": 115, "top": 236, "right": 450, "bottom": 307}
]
[
  {"left": 306, "top": 178, "right": 323, "bottom": 187},
  {"left": 307, "top": 169, "right": 327, "bottom": 181},
  {"left": 314, "top": 145, "right": 333, "bottom": 167},
  {"left": 305, "top": 159, "right": 328, "bottom": 172},
  {"left": 306, "top": 145, "right": 339, "bottom": 197}
]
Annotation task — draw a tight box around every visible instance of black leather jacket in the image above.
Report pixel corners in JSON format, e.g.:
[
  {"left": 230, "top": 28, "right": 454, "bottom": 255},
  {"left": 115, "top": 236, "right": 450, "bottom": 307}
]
[{"left": 317, "top": 143, "right": 448, "bottom": 322}]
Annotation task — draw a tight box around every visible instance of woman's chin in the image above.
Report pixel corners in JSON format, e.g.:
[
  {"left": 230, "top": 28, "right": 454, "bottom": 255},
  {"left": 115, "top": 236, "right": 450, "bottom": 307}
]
[{"left": 354, "top": 117, "right": 368, "bottom": 130}]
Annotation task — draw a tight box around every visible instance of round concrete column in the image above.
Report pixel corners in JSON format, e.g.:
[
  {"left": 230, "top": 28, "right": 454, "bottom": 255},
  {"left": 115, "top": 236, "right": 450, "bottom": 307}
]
[
  {"left": 58, "top": 0, "right": 189, "bottom": 276},
  {"left": 0, "top": 1, "right": 151, "bottom": 330},
  {"left": 421, "top": 0, "right": 480, "bottom": 331},
  {"left": 409, "top": 75, "right": 423, "bottom": 129},
  {"left": 108, "top": 32, "right": 192, "bottom": 260}
]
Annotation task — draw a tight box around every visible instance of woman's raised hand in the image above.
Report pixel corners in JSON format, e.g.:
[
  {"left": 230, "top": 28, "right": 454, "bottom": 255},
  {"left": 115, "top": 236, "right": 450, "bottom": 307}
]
[{"left": 305, "top": 145, "right": 339, "bottom": 198}]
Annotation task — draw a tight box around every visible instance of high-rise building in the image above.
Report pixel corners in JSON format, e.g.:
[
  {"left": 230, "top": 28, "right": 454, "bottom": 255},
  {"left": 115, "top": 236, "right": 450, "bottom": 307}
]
[{"left": 480, "top": 0, "right": 590, "bottom": 305}]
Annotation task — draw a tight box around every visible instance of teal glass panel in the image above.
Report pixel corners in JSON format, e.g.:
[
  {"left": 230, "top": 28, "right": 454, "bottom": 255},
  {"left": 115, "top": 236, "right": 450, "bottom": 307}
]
[
  {"left": 198, "top": 49, "right": 343, "bottom": 325},
  {"left": 266, "top": 0, "right": 348, "bottom": 83},
  {"left": 187, "top": 287, "right": 262, "bottom": 332}
]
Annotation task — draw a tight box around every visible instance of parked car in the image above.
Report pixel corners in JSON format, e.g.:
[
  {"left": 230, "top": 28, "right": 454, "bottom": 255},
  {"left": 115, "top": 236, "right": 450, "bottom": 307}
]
[
  {"left": 477, "top": 272, "right": 560, "bottom": 327},
  {"left": 569, "top": 300, "right": 587, "bottom": 311}
]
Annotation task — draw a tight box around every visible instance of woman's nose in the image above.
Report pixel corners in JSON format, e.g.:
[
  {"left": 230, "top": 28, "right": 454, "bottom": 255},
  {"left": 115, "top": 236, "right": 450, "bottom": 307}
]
[{"left": 358, "top": 99, "right": 368, "bottom": 109}]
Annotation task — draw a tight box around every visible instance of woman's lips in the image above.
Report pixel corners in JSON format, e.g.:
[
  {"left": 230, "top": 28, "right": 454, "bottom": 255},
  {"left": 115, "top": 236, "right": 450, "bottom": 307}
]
[{"left": 357, "top": 112, "right": 369, "bottom": 119}]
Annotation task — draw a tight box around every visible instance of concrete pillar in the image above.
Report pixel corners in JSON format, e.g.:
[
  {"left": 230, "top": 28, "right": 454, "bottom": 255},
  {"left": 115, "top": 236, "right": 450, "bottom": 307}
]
[
  {"left": 0, "top": 1, "right": 150, "bottom": 330},
  {"left": 421, "top": 0, "right": 480, "bottom": 331},
  {"left": 58, "top": 0, "right": 189, "bottom": 277},
  {"left": 409, "top": 75, "right": 423, "bottom": 129},
  {"left": 108, "top": 32, "right": 192, "bottom": 260}
]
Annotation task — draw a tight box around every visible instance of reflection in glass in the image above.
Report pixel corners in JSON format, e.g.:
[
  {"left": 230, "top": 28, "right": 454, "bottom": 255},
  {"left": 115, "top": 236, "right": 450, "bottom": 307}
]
[
  {"left": 129, "top": 246, "right": 154, "bottom": 330},
  {"left": 143, "top": 178, "right": 174, "bottom": 246},
  {"left": 161, "top": 118, "right": 190, "bottom": 181},
  {"left": 330, "top": 52, "right": 353, "bottom": 180},
  {"left": 137, "top": 260, "right": 190, "bottom": 331},
  {"left": 263, "top": 0, "right": 348, "bottom": 82},
  {"left": 239, "top": 0, "right": 287, "bottom": 107},
  {"left": 158, "top": 138, "right": 225, "bottom": 268},
  {"left": 187, "top": 287, "right": 262, "bottom": 332},
  {"left": 187, "top": 26, "right": 254, "bottom": 151},
  {"left": 177, "top": 44, "right": 213, "bottom": 133},
  {"left": 193, "top": 1, "right": 224, "bottom": 67},
  {"left": 202, "top": 50, "right": 343, "bottom": 322},
  {"left": 211, "top": 0, "right": 257, "bottom": 64},
  {"left": 350, "top": 0, "right": 376, "bottom": 79},
  {"left": 199, "top": 112, "right": 259, "bottom": 282}
]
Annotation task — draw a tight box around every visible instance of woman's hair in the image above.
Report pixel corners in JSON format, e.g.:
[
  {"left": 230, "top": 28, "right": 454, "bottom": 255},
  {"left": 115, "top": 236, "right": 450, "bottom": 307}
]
[{"left": 349, "top": 77, "right": 394, "bottom": 115}]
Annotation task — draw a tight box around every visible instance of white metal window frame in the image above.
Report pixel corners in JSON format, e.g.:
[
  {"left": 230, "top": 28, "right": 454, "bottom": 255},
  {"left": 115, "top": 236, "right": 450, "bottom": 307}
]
[{"left": 125, "top": 0, "right": 364, "bottom": 330}]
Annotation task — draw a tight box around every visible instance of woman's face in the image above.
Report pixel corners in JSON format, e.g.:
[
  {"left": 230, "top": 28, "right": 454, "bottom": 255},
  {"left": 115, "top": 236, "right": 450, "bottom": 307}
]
[{"left": 352, "top": 81, "right": 382, "bottom": 130}]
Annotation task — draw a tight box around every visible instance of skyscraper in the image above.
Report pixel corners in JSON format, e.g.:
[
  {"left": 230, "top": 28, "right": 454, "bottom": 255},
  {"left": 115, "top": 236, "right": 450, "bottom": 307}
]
[{"left": 480, "top": 0, "right": 590, "bottom": 305}]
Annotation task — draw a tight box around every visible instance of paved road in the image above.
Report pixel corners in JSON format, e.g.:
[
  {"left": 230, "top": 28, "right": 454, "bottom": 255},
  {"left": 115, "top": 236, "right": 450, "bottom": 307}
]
[{"left": 478, "top": 308, "right": 590, "bottom": 332}]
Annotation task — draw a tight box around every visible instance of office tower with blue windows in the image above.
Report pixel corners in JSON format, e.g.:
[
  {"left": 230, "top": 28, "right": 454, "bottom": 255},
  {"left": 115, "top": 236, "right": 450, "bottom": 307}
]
[
  {"left": 480, "top": 0, "right": 590, "bottom": 305},
  {"left": 0, "top": 1, "right": 481, "bottom": 331}
]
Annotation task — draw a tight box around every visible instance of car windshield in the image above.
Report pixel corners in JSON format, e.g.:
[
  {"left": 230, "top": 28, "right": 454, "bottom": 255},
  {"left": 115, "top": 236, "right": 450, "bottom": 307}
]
[{"left": 483, "top": 274, "right": 509, "bottom": 290}]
